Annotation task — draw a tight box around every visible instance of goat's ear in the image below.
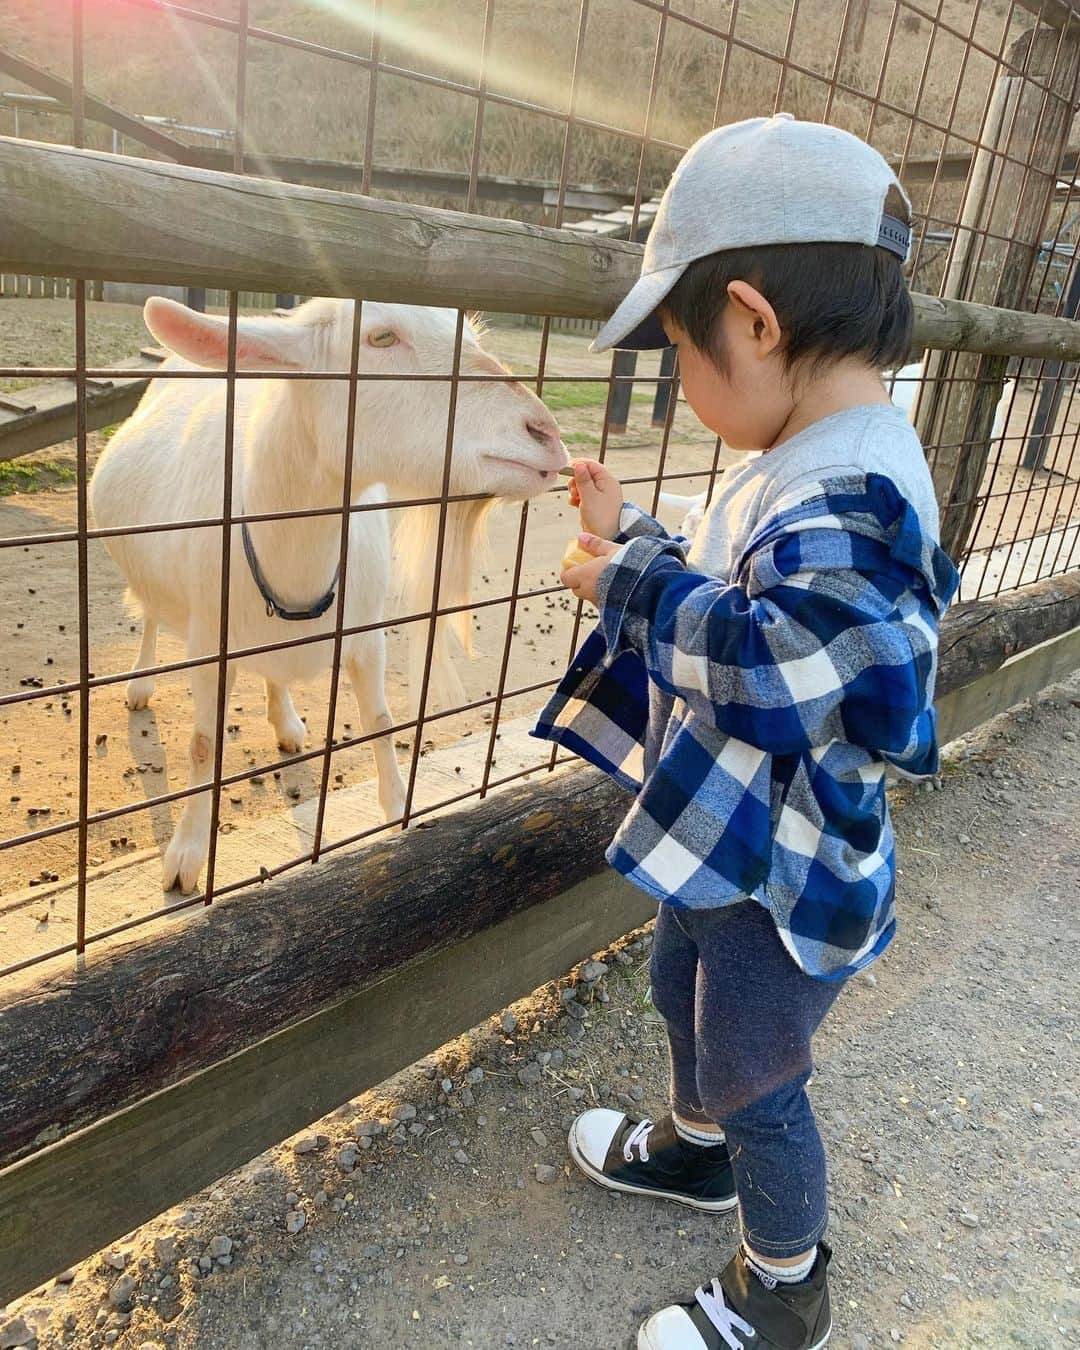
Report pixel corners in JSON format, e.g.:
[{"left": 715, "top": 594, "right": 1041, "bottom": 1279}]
[{"left": 143, "top": 297, "right": 313, "bottom": 371}]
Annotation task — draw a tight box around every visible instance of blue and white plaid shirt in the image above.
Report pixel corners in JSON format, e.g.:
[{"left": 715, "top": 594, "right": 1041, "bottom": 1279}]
[{"left": 533, "top": 472, "right": 959, "bottom": 980}]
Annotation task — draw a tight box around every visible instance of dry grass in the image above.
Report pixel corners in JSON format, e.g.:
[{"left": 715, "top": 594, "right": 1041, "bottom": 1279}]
[{"left": 3, "top": 0, "right": 1024, "bottom": 222}]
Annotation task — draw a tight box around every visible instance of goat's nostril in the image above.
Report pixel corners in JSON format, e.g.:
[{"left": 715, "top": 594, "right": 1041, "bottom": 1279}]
[{"left": 527, "top": 418, "right": 557, "bottom": 447}]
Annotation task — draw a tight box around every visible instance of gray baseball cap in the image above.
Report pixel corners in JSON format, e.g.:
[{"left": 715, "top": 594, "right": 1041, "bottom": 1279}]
[{"left": 592, "top": 113, "right": 911, "bottom": 353}]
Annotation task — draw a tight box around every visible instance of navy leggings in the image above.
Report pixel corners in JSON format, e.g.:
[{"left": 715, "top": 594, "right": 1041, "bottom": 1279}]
[{"left": 649, "top": 899, "right": 845, "bottom": 1260}]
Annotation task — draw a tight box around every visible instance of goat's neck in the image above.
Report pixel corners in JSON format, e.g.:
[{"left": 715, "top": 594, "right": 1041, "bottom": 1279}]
[{"left": 240, "top": 385, "right": 375, "bottom": 604}]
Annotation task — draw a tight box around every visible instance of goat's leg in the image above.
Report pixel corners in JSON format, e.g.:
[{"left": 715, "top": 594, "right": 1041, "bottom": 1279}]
[
  {"left": 126, "top": 616, "right": 160, "bottom": 711},
  {"left": 265, "top": 680, "right": 306, "bottom": 753},
  {"left": 163, "top": 658, "right": 236, "bottom": 894},
  {"left": 344, "top": 632, "right": 406, "bottom": 823}
]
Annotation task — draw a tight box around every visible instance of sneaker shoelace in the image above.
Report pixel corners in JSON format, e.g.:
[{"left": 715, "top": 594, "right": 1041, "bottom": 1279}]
[
  {"left": 695, "top": 1279, "right": 757, "bottom": 1349},
  {"left": 622, "top": 1118, "right": 654, "bottom": 1163}
]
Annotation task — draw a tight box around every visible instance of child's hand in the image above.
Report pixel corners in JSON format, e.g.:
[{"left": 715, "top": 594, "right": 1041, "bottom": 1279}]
[
  {"left": 568, "top": 460, "right": 624, "bottom": 540},
  {"left": 560, "top": 533, "right": 621, "bottom": 606}
]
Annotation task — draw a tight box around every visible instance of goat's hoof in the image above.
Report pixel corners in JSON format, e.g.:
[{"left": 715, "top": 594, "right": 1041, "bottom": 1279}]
[
  {"left": 126, "top": 677, "right": 155, "bottom": 711},
  {"left": 162, "top": 837, "right": 207, "bottom": 895},
  {"left": 274, "top": 717, "right": 306, "bottom": 755}
]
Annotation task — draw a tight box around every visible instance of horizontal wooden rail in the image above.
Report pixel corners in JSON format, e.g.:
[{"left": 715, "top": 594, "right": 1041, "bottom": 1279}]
[
  {"left": 5, "top": 137, "right": 1080, "bottom": 360},
  {"left": 0, "top": 136, "right": 640, "bottom": 320}
]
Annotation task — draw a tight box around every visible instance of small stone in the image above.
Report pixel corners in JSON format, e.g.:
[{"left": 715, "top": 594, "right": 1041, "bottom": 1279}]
[
  {"left": 465, "top": 1068, "right": 484, "bottom": 1086},
  {"left": 440, "top": 1078, "right": 453, "bottom": 1094},
  {"left": 109, "top": 1273, "right": 136, "bottom": 1308},
  {"left": 958, "top": 833, "right": 971, "bottom": 845},
  {"left": 198, "top": 1255, "right": 213, "bottom": 1274},
  {"left": 285, "top": 1209, "right": 307, "bottom": 1235},
  {"left": 337, "top": 1146, "right": 358, "bottom": 1172},
  {"left": 153, "top": 1236, "right": 177, "bottom": 1265},
  {"left": 501, "top": 1011, "right": 517, "bottom": 1035},
  {"left": 393, "top": 1103, "right": 417, "bottom": 1122},
  {"left": 530, "top": 1128, "right": 549, "bottom": 1148},
  {"left": 354, "top": 1120, "right": 384, "bottom": 1139},
  {"left": 581, "top": 960, "right": 608, "bottom": 982},
  {"left": 1031, "top": 1102, "right": 1045, "bottom": 1116},
  {"left": 103, "top": 1249, "right": 129, "bottom": 1271},
  {"left": 534, "top": 1164, "right": 557, "bottom": 1184},
  {"left": 293, "top": 1135, "right": 321, "bottom": 1155},
  {"left": 517, "top": 1062, "right": 543, "bottom": 1087},
  {"left": 453, "top": 1252, "right": 469, "bottom": 1266},
  {"left": 0, "top": 1317, "right": 35, "bottom": 1349},
  {"left": 208, "top": 1235, "right": 233, "bottom": 1259},
  {"left": 453, "top": 1149, "right": 469, "bottom": 1165},
  {"left": 959, "top": 1211, "right": 980, "bottom": 1228}
]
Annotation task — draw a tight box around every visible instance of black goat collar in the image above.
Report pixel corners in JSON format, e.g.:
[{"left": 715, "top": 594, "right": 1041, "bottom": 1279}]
[{"left": 241, "top": 515, "right": 340, "bottom": 621}]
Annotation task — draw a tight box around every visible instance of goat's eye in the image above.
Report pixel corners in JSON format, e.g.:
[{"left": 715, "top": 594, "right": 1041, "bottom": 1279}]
[{"left": 368, "top": 330, "right": 398, "bottom": 348}]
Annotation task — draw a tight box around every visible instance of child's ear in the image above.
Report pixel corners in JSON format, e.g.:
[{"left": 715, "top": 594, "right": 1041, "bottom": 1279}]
[{"left": 726, "top": 280, "right": 781, "bottom": 358}]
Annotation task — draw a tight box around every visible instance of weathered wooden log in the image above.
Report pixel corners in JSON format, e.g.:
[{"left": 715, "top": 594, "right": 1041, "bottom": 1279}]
[
  {"left": 0, "top": 137, "right": 641, "bottom": 321},
  {"left": 0, "top": 767, "right": 627, "bottom": 1166},
  {"left": 6, "top": 137, "right": 1080, "bottom": 363},
  {"left": 936, "top": 569, "right": 1080, "bottom": 695},
  {"left": 1, "top": 573, "right": 1078, "bottom": 1169}
]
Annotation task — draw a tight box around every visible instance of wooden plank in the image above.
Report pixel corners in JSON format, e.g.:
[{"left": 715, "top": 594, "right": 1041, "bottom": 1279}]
[
  {"left": 0, "top": 867, "right": 655, "bottom": 1307},
  {"left": 937, "top": 625, "right": 1080, "bottom": 743},
  {"left": 916, "top": 26, "right": 1080, "bottom": 558},
  {"left": 4, "top": 136, "right": 1080, "bottom": 360},
  {"left": 0, "top": 368, "right": 154, "bottom": 463}
]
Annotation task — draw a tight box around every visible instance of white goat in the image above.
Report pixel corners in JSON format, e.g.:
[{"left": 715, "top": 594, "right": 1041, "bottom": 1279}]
[
  {"left": 91, "top": 297, "right": 566, "bottom": 894},
  {"left": 657, "top": 361, "right": 1016, "bottom": 539}
]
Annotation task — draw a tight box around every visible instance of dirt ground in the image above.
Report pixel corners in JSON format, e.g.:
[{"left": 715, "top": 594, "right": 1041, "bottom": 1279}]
[{"left": 2, "top": 673, "right": 1078, "bottom": 1350}]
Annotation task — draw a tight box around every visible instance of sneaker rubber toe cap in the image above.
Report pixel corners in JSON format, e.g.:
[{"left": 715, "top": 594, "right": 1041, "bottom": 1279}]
[
  {"left": 638, "top": 1306, "right": 710, "bottom": 1350},
  {"left": 568, "top": 1107, "right": 625, "bottom": 1171}
]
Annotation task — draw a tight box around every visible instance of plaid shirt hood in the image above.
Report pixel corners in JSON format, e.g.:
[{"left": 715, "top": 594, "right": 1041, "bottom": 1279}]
[{"left": 532, "top": 471, "right": 959, "bottom": 980}]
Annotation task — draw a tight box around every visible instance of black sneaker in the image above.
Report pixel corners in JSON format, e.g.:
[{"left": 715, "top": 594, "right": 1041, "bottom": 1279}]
[
  {"left": 567, "top": 1109, "right": 737, "bottom": 1213},
  {"left": 638, "top": 1243, "right": 832, "bottom": 1350}
]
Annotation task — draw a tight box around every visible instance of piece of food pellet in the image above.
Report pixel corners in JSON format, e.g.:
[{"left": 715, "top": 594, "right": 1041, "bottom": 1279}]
[
  {"left": 561, "top": 540, "right": 595, "bottom": 570},
  {"left": 557, "top": 465, "right": 575, "bottom": 477}
]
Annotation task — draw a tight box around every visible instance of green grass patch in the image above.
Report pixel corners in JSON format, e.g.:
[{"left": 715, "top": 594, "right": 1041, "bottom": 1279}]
[
  {"left": 543, "top": 381, "right": 653, "bottom": 412},
  {"left": 0, "top": 458, "right": 77, "bottom": 495}
]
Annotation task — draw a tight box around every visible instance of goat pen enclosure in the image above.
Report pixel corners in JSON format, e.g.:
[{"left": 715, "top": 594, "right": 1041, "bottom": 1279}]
[{"left": 1, "top": 0, "right": 1080, "bottom": 1305}]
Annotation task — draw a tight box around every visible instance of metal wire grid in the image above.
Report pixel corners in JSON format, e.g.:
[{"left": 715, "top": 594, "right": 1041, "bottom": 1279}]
[{"left": 1, "top": 0, "right": 1079, "bottom": 979}]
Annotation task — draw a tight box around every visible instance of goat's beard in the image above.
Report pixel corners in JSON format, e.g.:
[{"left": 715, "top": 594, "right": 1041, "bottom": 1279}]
[{"left": 392, "top": 497, "right": 496, "bottom": 714}]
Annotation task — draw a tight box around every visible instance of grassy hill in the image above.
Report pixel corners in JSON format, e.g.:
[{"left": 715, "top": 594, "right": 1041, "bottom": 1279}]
[{"left": 4, "top": 0, "right": 1023, "bottom": 213}]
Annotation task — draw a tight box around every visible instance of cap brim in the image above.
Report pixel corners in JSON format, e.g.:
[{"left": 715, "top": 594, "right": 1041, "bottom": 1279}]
[{"left": 590, "top": 265, "right": 684, "bottom": 353}]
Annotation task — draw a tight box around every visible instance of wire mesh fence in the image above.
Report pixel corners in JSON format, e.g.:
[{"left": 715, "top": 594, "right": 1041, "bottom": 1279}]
[{"left": 1, "top": 0, "right": 1079, "bottom": 980}]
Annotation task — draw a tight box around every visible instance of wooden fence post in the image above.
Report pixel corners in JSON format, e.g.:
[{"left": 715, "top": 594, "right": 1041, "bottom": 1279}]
[
  {"left": 1023, "top": 249, "right": 1080, "bottom": 468},
  {"left": 916, "top": 23, "right": 1080, "bottom": 560}
]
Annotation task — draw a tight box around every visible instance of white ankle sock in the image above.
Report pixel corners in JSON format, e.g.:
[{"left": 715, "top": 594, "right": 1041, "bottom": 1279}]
[
  {"left": 672, "top": 1113, "right": 726, "bottom": 1148},
  {"left": 744, "top": 1245, "right": 817, "bottom": 1286}
]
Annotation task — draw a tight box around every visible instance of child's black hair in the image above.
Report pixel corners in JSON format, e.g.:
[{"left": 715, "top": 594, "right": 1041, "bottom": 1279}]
[{"left": 661, "top": 186, "right": 913, "bottom": 375}]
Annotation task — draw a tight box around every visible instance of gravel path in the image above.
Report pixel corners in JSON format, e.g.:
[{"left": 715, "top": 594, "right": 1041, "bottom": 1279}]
[{"left": 4, "top": 675, "right": 1079, "bottom": 1350}]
